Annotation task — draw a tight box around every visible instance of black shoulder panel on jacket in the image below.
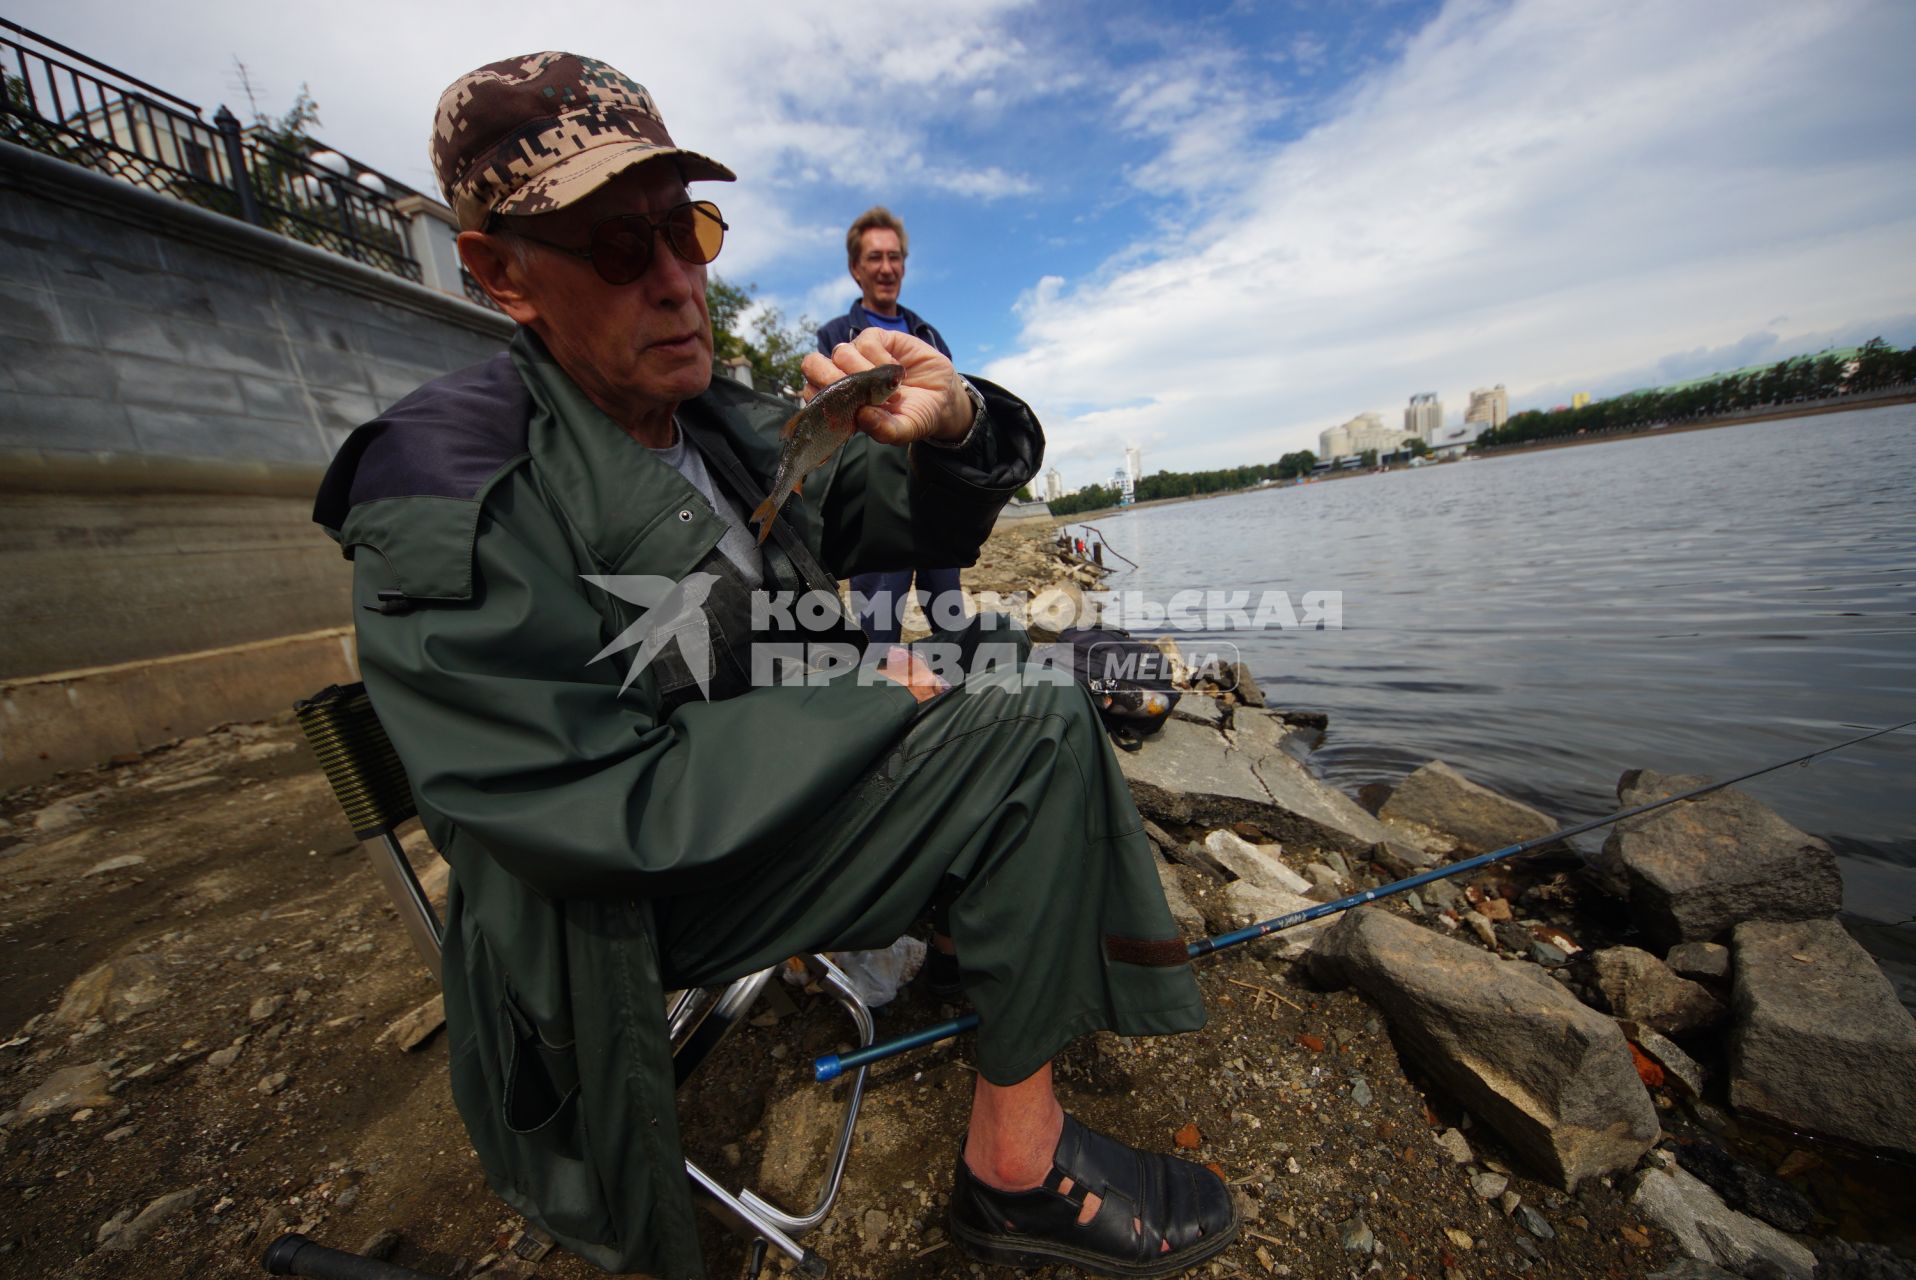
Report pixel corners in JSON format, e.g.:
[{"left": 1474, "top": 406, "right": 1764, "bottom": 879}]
[{"left": 312, "top": 351, "right": 529, "bottom": 530}]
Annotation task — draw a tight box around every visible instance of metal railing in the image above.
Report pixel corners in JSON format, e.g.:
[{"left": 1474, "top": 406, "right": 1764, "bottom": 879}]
[
  {"left": 226, "top": 122, "right": 421, "bottom": 282},
  {"left": 1, "top": 18, "right": 422, "bottom": 283},
  {"left": 461, "top": 264, "right": 503, "bottom": 312}
]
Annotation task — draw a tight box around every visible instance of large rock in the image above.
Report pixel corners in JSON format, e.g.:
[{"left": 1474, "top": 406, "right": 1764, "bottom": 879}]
[
  {"left": 11, "top": 1061, "right": 114, "bottom": 1123},
  {"left": 1728, "top": 918, "right": 1916, "bottom": 1156},
  {"left": 1378, "top": 760, "right": 1555, "bottom": 853},
  {"left": 1119, "top": 714, "right": 1396, "bottom": 855},
  {"left": 1811, "top": 1238, "right": 1916, "bottom": 1280},
  {"left": 31, "top": 799, "right": 86, "bottom": 834},
  {"left": 1308, "top": 908, "right": 1657, "bottom": 1186},
  {"left": 1590, "top": 947, "right": 1727, "bottom": 1036},
  {"left": 98, "top": 1185, "right": 204, "bottom": 1251},
  {"left": 1619, "top": 1021, "right": 1706, "bottom": 1099},
  {"left": 1368, "top": 838, "right": 1441, "bottom": 877},
  {"left": 54, "top": 955, "right": 171, "bottom": 1027},
  {"left": 1219, "top": 881, "right": 1330, "bottom": 961},
  {"left": 1201, "top": 829, "right": 1311, "bottom": 895},
  {"left": 1631, "top": 1165, "right": 1814, "bottom": 1280},
  {"left": 1169, "top": 695, "right": 1227, "bottom": 730},
  {"left": 1667, "top": 942, "right": 1731, "bottom": 984},
  {"left": 1600, "top": 771, "right": 1841, "bottom": 949}
]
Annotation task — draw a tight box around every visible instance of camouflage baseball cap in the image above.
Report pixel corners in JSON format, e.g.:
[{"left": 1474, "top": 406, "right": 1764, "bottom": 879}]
[{"left": 432, "top": 52, "right": 735, "bottom": 231}]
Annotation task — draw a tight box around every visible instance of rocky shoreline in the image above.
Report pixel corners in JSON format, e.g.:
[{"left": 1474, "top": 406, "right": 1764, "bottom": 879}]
[
  {"left": 975, "top": 522, "right": 1916, "bottom": 1278},
  {"left": 0, "top": 521, "right": 1911, "bottom": 1279}
]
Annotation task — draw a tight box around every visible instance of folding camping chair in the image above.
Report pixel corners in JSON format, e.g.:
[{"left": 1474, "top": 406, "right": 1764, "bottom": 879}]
[{"left": 292, "top": 682, "right": 873, "bottom": 1275}]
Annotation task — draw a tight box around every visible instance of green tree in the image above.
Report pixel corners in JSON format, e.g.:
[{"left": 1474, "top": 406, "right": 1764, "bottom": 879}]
[
  {"left": 1049, "top": 484, "right": 1119, "bottom": 516},
  {"left": 706, "top": 277, "right": 815, "bottom": 395},
  {"left": 707, "top": 277, "right": 755, "bottom": 366},
  {"left": 243, "top": 86, "right": 325, "bottom": 226},
  {"left": 1274, "top": 449, "right": 1316, "bottom": 479},
  {"left": 1850, "top": 337, "right": 1897, "bottom": 392},
  {"left": 1405, "top": 437, "right": 1430, "bottom": 458},
  {"left": 253, "top": 86, "right": 322, "bottom": 152}
]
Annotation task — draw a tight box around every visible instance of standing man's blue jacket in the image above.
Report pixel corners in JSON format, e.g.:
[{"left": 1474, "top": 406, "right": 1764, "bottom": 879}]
[{"left": 816, "top": 300, "right": 952, "bottom": 360}]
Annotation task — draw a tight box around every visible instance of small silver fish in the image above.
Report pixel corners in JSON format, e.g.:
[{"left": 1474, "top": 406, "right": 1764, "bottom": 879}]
[{"left": 750, "top": 363, "right": 904, "bottom": 544}]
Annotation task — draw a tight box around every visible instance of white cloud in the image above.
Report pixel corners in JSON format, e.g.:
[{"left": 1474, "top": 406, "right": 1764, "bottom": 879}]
[
  {"left": 1105, "top": 44, "right": 1292, "bottom": 198},
  {"left": 801, "top": 276, "right": 856, "bottom": 329},
  {"left": 19, "top": 0, "right": 1913, "bottom": 489},
  {"left": 1288, "top": 34, "right": 1328, "bottom": 72},
  {"left": 10, "top": 0, "right": 1044, "bottom": 224},
  {"left": 984, "top": 0, "right": 1916, "bottom": 482}
]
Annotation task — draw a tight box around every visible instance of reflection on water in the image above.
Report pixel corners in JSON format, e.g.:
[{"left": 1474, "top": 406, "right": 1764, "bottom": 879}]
[{"left": 1079, "top": 404, "right": 1916, "bottom": 1000}]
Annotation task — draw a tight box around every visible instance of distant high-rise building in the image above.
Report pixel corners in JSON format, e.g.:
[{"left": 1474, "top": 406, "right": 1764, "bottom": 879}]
[
  {"left": 1112, "top": 466, "right": 1135, "bottom": 504},
  {"left": 1123, "top": 446, "right": 1143, "bottom": 486},
  {"left": 1043, "top": 467, "right": 1065, "bottom": 502},
  {"left": 1405, "top": 392, "right": 1443, "bottom": 441},
  {"left": 1570, "top": 391, "right": 1590, "bottom": 410},
  {"left": 1465, "top": 384, "right": 1509, "bottom": 429}
]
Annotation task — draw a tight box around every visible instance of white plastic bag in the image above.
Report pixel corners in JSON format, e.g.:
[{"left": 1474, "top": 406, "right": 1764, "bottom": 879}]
[{"left": 826, "top": 935, "right": 928, "bottom": 1008}]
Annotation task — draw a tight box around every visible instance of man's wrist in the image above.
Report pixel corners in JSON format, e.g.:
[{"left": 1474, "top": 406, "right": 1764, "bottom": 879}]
[{"left": 923, "top": 377, "right": 987, "bottom": 450}]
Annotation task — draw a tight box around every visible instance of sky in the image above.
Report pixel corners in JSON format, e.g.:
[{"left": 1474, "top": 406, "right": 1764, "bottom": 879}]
[{"left": 14, "top": 0, "right": 1916, "bottom": 487}]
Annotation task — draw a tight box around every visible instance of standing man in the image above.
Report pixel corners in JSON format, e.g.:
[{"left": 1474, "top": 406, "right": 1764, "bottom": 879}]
[{"left": 817, "top": 207, "right": 963, "bottom": 643}]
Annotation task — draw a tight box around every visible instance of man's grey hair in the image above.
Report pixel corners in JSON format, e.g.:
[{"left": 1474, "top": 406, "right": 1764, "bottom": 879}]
[{"left": 492, "top": 229, "right": 539, "bottom": 273}]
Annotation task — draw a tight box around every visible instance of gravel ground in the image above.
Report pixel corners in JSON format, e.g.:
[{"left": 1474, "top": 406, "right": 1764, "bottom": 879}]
[{"left": 0, "top": 523, "right": 1896, "bottom": 1280}]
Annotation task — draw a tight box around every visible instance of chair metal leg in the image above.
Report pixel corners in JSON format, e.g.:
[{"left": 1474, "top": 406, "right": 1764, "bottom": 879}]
[
  {"left": 670, "top": 965, "right": 778, "bottom": 1087},
  {"left": 360, "top": 829, "right": 443, "bottom": 983},
  {"left": 734, "top": 955, "right": 873, "bottom": 1235},
  {"left": 685, "top": 1160, "right": 826, "bottom": 1277},
  {"left": 670, "top": 954, "right": 875, "bottom": 1269}
]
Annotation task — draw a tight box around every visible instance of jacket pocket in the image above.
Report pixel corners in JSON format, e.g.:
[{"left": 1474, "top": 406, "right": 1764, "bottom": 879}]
[
  {"left": 446, "top": 931, "right": 614, "bottom": 1252},
  {"left": 500, "top": 993, "right": 582, "bottom": 1137}
]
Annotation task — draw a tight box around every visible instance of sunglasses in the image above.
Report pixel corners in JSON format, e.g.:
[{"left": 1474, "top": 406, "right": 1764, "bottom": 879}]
[{"left": 501, "top": 200, "right": 728, "bottom": 285}]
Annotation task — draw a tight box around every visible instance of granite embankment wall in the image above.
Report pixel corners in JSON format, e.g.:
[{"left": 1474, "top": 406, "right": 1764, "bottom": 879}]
[{"left": 0, "top": 141, "right": 513, "bottom": 788}]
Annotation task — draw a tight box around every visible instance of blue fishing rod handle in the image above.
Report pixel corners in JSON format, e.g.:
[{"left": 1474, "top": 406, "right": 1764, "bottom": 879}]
[{"left": 815, "top": 1013, "right": 980, "bottom": 1080}]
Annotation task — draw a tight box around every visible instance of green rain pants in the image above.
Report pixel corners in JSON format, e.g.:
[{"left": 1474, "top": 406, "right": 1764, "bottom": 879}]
[{"left": 652, "top": 621, "right": 1207, "bottom": 1085}]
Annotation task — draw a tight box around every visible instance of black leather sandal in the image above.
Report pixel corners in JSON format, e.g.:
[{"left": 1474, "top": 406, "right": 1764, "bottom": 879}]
[{"left": 948, "top": 1114, "right": 1238, "bottom": 1277}]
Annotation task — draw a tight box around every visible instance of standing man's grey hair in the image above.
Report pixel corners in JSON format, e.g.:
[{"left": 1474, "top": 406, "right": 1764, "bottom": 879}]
[{"left": 846, "top": 205, "right": 909, "bottom": 267}]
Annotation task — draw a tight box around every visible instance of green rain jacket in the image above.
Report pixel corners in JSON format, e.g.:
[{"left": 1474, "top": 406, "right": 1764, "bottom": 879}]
[{"left": 313, "top": 331, "right": 1042, "bottom": 1277}]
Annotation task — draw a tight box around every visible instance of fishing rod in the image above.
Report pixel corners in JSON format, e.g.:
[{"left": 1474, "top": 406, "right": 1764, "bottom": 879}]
[{"left": 814, "top": 716, "right": 1915, "bottom": 1083}]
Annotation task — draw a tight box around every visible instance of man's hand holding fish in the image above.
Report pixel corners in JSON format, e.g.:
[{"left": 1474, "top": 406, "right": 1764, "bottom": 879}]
[{"left": 805, "top": 326, "right": 975, "bottom": 445}]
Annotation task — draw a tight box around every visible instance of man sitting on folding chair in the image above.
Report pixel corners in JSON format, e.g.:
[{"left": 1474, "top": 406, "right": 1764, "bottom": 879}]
[{"left": 311, "top": 51, "right": 1234, "bottom": 1280}]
